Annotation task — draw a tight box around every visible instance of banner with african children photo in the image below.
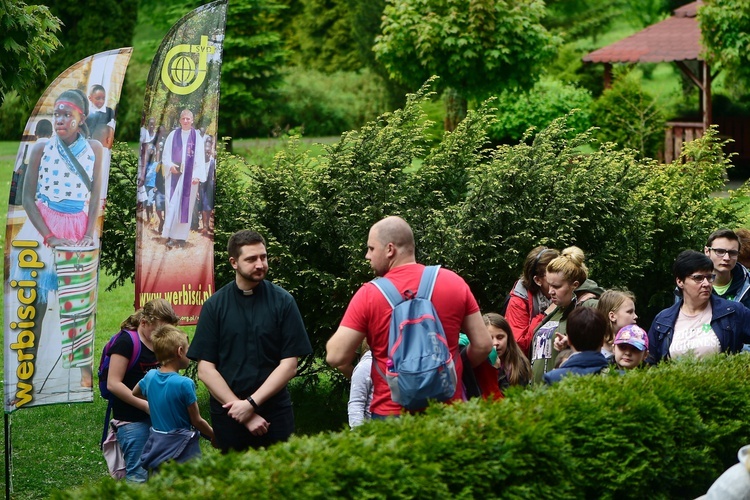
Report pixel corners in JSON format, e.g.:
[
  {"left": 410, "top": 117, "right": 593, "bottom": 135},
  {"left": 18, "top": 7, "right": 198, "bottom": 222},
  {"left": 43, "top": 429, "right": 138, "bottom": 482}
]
[
  {"left": 3, "top": 48, "right": 132, "bottom": 412},
  {"left": 135, "top": 0, "right": 227, "bottom": 324}
]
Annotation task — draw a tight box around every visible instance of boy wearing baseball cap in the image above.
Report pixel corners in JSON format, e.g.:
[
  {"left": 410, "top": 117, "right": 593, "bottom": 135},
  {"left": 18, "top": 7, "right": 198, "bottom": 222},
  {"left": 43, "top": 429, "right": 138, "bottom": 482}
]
[{"left": 613, "top": 324, "right": 649, "bottom": 370}]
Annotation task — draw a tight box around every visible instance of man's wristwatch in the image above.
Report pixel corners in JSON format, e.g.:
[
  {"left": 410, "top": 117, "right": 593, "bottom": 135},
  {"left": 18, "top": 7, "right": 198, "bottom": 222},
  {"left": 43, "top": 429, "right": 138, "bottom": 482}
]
[{"left": 247, "top": 396, "right": 260, "bottom": 411}]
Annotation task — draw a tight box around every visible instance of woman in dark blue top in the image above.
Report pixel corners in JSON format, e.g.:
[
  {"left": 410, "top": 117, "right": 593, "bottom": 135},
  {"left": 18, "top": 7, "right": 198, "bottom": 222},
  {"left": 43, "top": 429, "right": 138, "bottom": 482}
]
[{"left": 648, "top": 250, "right": 750, "bottom": 364}]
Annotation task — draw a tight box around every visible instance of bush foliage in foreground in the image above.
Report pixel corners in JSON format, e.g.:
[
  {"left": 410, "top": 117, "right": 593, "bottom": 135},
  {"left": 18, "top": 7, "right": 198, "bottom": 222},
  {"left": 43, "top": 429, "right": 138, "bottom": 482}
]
[{"left": 56, "top": 354, "right": 750, "bottom": 499}]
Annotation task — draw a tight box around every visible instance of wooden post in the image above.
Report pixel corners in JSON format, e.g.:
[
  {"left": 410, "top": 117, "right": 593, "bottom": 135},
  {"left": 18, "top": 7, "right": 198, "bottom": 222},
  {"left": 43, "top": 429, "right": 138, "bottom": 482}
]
[
  {"left": 703, "top": 61, "right": 712, "bottom": 131},
  {"left": 665, "top": 126, "right": 674, "bottom": 163},
  {"left": 603, "top": 63, "right": 612, "bottom": 89}
]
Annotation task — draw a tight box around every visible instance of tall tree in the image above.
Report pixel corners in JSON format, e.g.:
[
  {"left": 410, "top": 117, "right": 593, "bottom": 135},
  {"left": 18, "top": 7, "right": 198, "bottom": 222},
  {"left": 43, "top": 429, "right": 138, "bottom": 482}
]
[
  {"left": 345, "top": 0, "right": 409, "bottom": 109},
  {"left": 175, "top": 0, "right": 287, "bottom": 138},
  {"left": 543, "top": 0, "right": 625, "bottom": 41},
  {"left": 28, "top": 0, "right": 137, "bottom": 96},
  {"left": 220, "top": 0, "right": 287, "bottom": 138},
  {"left": 373, "top": 0, "right": 559, "bottom": 130},
  {"left": 700, "top": 0, "right": 750, "bottom": 98},
  {"left": 0, "top": 0, "right": 61, "bottom": 106},
  {"left": 285, "top": 0, "right": 361, "bottom": 71}
]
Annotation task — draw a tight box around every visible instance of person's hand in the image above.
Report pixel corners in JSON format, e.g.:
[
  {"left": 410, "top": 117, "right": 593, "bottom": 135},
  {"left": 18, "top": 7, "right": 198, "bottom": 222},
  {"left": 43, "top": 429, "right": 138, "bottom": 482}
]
[
  {"left": 75, "top": 235, "right": 95, "bottom": 247},
  {"left": 245, "top": 413, "right": 269, "bottom": 436},
  {"left": 223, "top": 398, "right": 255, "bottom": 424},
  {"left": 554, "top": 332, "right": 569, "bottom": 352},
  {"left": 210, "top": 436, "right": 219, "bottom": 449},
  {"left": 192, "top": 177, "right": 200, "bottom": 185},
  {"left": 170, "top": 164, "right": 181, "bottom": 174},
  {"left": 45, "top": 236, "right": 75, "bottom": 248}
]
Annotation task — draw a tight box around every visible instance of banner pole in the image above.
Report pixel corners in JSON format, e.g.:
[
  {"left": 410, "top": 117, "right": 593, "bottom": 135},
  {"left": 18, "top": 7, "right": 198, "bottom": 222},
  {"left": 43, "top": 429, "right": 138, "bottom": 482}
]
[{"left": 5, "top": 412, "right": 11, "bottom": 499}]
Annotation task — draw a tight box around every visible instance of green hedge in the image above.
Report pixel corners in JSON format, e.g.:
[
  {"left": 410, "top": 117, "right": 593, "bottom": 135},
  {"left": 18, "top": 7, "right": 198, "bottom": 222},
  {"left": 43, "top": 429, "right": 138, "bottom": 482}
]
[{"left": 54, "top": 354, "right": 750, "bottom": 499}]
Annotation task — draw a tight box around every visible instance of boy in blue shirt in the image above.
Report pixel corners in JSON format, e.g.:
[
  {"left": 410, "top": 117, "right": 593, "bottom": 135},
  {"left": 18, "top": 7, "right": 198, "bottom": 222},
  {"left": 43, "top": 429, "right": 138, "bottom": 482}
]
[{"left": 133, "top": 325, "right": 215, "bottom": 474}]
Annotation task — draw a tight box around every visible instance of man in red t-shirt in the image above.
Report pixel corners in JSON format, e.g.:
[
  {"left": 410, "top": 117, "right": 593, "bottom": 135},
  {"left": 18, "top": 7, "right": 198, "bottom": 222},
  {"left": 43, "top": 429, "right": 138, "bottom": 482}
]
[{"left": 326, "top": 216, "right": 492, "bottom": 417}]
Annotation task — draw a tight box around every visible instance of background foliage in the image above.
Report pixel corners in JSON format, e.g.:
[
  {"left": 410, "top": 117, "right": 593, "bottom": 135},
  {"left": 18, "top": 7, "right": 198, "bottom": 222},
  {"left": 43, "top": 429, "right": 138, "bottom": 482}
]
[
  {"left": 700, "top": 0, "right": 750, "bottom": 99},
  {"left": 590, "top": 71, "right": 667, "bottom": 159},
  {"left": 55, "top": 354, "right": 750, "bottom": 499},
  {"left": 101, "top": 81, "right": 744, "bottom": 366},
  {"left": 270, "top": 67, "right": 392, "bottom": 137},
  {"left": 488, "top": 77, "right": 593, "bottom": 144},
  {"left": 3, "top": 0, "right": 750, "bottom": 159},
  {"left": 374, "top": 0, "right": 559, "bottom": 129},
  {"left": 0, "top": 0, "right": 60, "bottom": 107}
]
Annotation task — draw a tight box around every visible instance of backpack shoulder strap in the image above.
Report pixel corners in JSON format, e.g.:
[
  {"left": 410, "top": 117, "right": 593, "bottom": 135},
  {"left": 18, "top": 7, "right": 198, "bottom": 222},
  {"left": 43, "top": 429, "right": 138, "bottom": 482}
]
[
  {"left": 123, "top": 329, "right": 141, "bottom": 371},
  {"left": 416, "top": 265, "right": 441, "bottom": 301},
  {"left": 370, "top": 276, "right": 404, "bottom": 309},
  {"left": 100, "top": 399, "right": 113, "bottom": 448}
]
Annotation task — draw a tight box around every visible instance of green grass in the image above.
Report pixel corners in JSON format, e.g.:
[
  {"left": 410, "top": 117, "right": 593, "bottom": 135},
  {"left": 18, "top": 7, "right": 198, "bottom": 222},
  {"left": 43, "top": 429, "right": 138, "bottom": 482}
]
[{"left": 231, "top": 136, "right": 339, "bottom": 167}]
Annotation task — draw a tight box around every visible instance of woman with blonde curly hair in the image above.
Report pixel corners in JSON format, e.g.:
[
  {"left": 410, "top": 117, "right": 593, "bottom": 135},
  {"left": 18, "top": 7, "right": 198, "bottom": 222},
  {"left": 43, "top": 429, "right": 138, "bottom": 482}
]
[{"left": 528, "top": 246, "right": 604, "bottom": 384}]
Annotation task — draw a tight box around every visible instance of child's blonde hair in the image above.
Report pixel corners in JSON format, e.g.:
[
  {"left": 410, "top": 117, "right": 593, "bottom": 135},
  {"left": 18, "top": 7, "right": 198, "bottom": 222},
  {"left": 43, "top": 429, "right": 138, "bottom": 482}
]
[
  {"left": 151, "top": 324, "right": 189, "bottom": 365},
  {"left": 121, "top": 298, "right": 179, "bottom": 330},
  {"left": 597, "top": 289, "right": 636, "bottom": 345}
]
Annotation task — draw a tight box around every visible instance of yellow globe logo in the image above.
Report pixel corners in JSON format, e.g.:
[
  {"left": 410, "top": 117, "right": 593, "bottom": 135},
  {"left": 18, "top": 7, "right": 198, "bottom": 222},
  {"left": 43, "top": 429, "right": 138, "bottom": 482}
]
[{"left": 169, "top": 55, "right": 196, "bottom": 86}]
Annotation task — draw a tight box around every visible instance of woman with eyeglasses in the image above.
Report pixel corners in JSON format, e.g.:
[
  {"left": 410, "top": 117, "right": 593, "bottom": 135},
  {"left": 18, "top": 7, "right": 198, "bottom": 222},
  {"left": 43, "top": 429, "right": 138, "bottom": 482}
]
[
  {"left": 504, "top": 246, "right": 560, "bottom": 355},
  {"left": 647, "top": 250, "right": 750, "bottom": 365}
]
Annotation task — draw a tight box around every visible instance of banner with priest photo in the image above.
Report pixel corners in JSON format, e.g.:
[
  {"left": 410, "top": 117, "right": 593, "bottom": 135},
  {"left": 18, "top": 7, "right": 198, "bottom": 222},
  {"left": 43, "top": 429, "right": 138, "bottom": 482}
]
[
  {"left": 135, "top": 0, "right": 227, "bottom": 325},
  {"left": 3, "top": 48, "right": 132, "bottom": 412}
]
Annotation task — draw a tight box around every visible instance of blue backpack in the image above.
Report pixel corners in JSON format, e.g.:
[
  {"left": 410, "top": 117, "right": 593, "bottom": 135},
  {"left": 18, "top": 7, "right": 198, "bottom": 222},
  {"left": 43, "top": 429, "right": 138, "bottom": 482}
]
[{"left": 371, "top": 265, "right": 457, "bottom": 410}]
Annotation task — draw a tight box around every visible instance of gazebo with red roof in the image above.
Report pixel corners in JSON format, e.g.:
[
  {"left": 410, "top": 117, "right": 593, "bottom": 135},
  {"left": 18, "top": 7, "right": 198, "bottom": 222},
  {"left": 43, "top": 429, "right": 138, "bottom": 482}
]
[{"left": 583, "top": 1, "right": 715, "bottom": 162}]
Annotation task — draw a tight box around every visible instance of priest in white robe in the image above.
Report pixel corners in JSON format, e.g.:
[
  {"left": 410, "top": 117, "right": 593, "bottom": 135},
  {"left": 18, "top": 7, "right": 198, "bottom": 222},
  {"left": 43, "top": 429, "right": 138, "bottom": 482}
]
[{"left": 161, "top": 109, "right": 206, "bottom": 248}]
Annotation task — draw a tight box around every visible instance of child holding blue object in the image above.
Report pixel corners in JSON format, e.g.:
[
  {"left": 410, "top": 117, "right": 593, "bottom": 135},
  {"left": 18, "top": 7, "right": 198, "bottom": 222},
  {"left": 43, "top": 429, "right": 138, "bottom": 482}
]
[
  {"left": 133, "top": 325, "right": 215, "bottom": 474},
  {"left": 459, "top": 313, "right": 531, "bottom": 399}
]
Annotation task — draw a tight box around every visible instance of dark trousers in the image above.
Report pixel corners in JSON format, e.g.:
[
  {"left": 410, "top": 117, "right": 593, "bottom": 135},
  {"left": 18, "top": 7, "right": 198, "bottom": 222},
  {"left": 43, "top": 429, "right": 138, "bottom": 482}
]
[{"left": 211, "top": 403, "right": 295, "bottom": 453}]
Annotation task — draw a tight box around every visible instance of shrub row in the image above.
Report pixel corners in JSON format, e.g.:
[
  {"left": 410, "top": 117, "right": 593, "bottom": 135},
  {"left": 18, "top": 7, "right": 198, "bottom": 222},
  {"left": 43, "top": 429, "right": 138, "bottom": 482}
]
[
  {"left": 56, "top": 354, "right": 750, "bottom": 499},
  {"left": 100, "top": 81, "right": 743, "bottom": 372}
]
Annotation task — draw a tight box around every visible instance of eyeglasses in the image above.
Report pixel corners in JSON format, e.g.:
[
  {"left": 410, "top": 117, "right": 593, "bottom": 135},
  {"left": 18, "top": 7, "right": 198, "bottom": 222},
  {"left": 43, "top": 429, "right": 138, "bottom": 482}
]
[
  {"left": 707, "top": 247, "right": 739, "bottom": 258},
  {"left": 687, "top": 273, "right": 717, "bottom": 284}
]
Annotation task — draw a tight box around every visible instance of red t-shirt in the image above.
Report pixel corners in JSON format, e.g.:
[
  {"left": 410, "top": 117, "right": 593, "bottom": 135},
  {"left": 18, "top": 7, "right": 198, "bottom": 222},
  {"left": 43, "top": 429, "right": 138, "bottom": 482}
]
[{"left": 340, "top": 264, "right": 480, "bottom": 416}]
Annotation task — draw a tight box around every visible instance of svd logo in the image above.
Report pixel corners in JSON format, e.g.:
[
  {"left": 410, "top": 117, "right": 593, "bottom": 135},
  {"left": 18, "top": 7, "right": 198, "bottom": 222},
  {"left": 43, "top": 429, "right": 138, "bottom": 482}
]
[{"left": 161, "top": 35, "right": 216, "bottom": 95}]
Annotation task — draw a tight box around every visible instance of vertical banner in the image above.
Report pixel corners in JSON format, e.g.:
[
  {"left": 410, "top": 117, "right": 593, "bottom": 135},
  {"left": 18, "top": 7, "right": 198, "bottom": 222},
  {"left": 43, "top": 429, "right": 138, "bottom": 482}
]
[
  {"left": 135, "top": 0, "right": 227, "bottom": 324},
  {"left": 3, "top": 48, "right": 132, "bottom": 412}
]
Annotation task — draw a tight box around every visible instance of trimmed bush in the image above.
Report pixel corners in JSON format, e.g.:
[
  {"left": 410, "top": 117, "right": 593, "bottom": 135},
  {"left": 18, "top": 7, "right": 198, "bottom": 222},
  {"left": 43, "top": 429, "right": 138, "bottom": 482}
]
[
  {"left": 488, "top": 77, "right": 593, "bottom": 144},
  {"left": 101, "top": 81, "right": 742, "bottom": 366},
  {"left": 54, "top": 354, "right": 750, "bottom": 498},
  {"left": 590, "top": 72, "right": 666, "bottom": 159}
]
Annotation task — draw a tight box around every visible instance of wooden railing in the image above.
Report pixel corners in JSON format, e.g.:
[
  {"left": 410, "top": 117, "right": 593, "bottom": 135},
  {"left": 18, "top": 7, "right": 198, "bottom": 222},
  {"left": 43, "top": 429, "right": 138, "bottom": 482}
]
[{"left": 664, "top": 121, "right": 703, "bottom": 163}]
